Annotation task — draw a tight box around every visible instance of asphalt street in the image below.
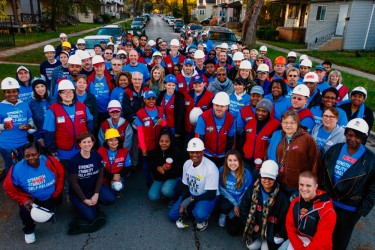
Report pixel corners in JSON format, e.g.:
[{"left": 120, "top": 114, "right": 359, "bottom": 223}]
[{"left": 0, "top": 15, "right": 374, "bottom": 250}]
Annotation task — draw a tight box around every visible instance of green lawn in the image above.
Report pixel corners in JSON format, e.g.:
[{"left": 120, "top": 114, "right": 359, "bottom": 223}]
[{"left": 258, "top": 40, "right": 307, "bottom": 50}]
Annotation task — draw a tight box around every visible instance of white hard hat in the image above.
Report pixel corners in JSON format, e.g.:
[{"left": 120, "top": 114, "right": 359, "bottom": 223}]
[
  {"left": 80, "top": 51, "right": 91, "bottom": 60},
  {"left": 232, "top": 52, "right": 244, "bottom": 61},
  {"left": 1, "top": 77, "right": 20, "bottom": 90},
  {"left": 300, "top": 54, "right": 308, "bottom": 61},
  {"left": 292, "top": 84, "right": 310, "bottom": 97},
  {"left": 346, "top": 118, "right": 369, "bottom": 135},
  {"left": 107, "top": 42, "right": 115, "bottom": 47},
  {"left": 212, "top": 92, "right": 230, "bottom": 106},
  {"left": 92, "top": 55, "right": 104, "bottom": 65},
  {"left": 68, "top": 55, "right": 82, "bottom": 65},
  {"left": 77, "top": 38, "right": 86, "bottom": 44},
  {"left": 221, "top": 43, "right": 229, "bottom": 49},
  {"left": 189, "top": 107, "right": 203, "bottom": 126},
  {"left": 239, "top": 60, "right": 251, "bottom": 70},
  {"left": 259, "top": 45, "right": 267, "bottom": 52},
  {"left": 300, "top": 58, "right": 312, "bottom": 68},
  {"left": 260, "top": 160, "right": 279, "bottom": 180},
  {"left": 59, "top": 33, "right": 67, "bottom": 38},
  {"left": 230, "top": 44, "right": 238, "bottom": 50},
  {"left": 148, "top": 40, "right": 156, "bottom": 46},
  {"left": 152, "top": 51, "right": 162, "bottom": 57},
  {"left": 58, "top": 79, "right": 75, "bottom": 91},
  {"left": 107, "top": 100, "right": 121, "bottom": 109},
  {"left": 170, "top": 39, "right": 180, "bottom": 46},
  {"left": 194, "top": 50, "right": 205, "bottom": 59},
  {"left": 187, "top": 137, "right": 205, "bottom": 151},
  {"left": 117, "top": 50, "right": 127, "bottom": 56},
  {"left": 30, "top": 204, "right": 54, "bottom": 223},
  {"left": 351, "top": 86, "right": 367, "bottom": 101},
  {"left": 44, "top": 45, "right": 55, "bottom": 53},
  {"left": 74, "top": 50, "right": 83, "bottom": 58},
  {"left": 287, "top": 51, "right": 297, "bottom": 58},
  {"left": 111, "top": 181, "right": 123, "bottom": 191},
  {"left": 257, "top": 64, "right": 269, "bottom": 72},
  {"left": 303, "top": 72, "right": 319, "bottom": 82}
]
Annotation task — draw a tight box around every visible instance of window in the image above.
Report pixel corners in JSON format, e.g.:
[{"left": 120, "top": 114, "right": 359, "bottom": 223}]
[
  {"left": 288, "top": 4, "right": 298, "bottom": 19},
  {"left": 199, "top": 10, "right": 205, "bottom": 15},
  {"left": 316, "top": 6, "right": 326, "bottom": 21}
]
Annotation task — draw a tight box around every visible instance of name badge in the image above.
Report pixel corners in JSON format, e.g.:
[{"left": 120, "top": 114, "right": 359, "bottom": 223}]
[
  {"left": 76, "top": 111, "right": 84, "bottom": 115},
  {"left": 144, "top": 121, "right": 150, "bottom": 127},
  {"left": 178, "top": 83, "right": 183, "bottom": 88},
  {"left": 185, "top": 100, "right": 190, "bottom": 105},
  {"left": 57, "top": 116, "right": 65, "bottom": 123}
]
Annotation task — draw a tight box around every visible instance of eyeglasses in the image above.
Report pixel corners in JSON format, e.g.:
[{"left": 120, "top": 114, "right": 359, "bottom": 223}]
[
  {"left": 217, "top": 73, "right": 226, "bottom": 76},
  {"left": 322, "top": 114, "right": 336, "bottom": 120},
  {"left": 292, "top": 96, "right": 305, "bottom": 101},
  {"left": 109, "top": 110, "right": 121, "bottom": 114},
  {"left": 282, "top": 121, "right": 297, "bottom": 126},
  {"left": 140, "top": 39, "right": 147, "bottom": 41},
  {"left": 288, "top": 75, "right": 298, "bottom": 77},
  {"left": 209, "top": 53, "right": 215, "bottom": 56},
  {"left": 105, "top": 52, "right": 113, "bottom": 55},
  {"left": 60, "top": 90, "right": 74, "bottom": 95},
  {"left": 120, "top": 56, "right": 127, "bottom": 59}
]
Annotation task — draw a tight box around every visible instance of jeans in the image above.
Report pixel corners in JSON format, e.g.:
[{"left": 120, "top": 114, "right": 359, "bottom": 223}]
[
  {"left": 0, "top": 145, "right": 25, "bottom": 174},
  {"left": 168, "top": 195, "right": 218, "bottom": 223},
  {"left": 141, "top": 154, "right": 152, "bottom": 186},
  {"left": 148, "top": 179, "right": 178, "bottom": 201},
  {"left": 70, "top": 185, "right": 116, "bottom": 222},
  {"left": 19, "top": 198, "right": 55, "bottom": 234}
]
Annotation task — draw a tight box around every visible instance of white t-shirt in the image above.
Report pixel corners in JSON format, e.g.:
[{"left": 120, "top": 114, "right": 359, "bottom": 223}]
[{"left": 182, "top": 157, "right": 219, "bottom": 196}]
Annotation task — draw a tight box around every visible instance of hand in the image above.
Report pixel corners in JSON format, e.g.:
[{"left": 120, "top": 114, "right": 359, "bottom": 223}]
[
  {"left": 38, "top": 139, "right": 45, "bottom": 147},
  {"left": 23, "top": 200, "right": 33, "bottom": 211},
  {"left": 253, "top": 224, "right": 260, "bottom": 233},
  {"left": 253, "top": 179, "right": 259, "bottom": 187},
  {"left": 233, "top": 206, "right": 240, "bottom": 217},
  {"left": 83, "top": 199, "right": 94, "bottom": 206},
  {"left": 18, "top": 124, "right": 31, "bottom": 130},
  {"left": 155, "top": 118, "right": 162, "bottom": 126},
  {"left": 157, "top": 166, "right": 165, "bottom": 174},
  {"left": 142, "top": 150, "right": 148, "bottom": 156},
  {"left": 162, "top": 163, "right": 171, "bottom": 171},
  {"left": 181, "top": 197, "right": 192, "bottom": 209},
  {"left": 174, "top": 133, "right": 180, "bottom": 138},
  {"left": 113, "top": 174, "right": 121, "bottom": 182},
  {"left": 179, "top": 204, "right": 186, "bottom": 214},
  {"left": 90, "top": 193, "right": 99, "bottom": 205},
  {"left": 3, "top": 122, "right": 12, "bottom": 130}
]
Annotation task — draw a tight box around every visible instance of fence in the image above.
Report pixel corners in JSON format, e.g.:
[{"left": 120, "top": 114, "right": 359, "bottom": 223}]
[{"left": 0, "top": 17, "right": 15, "bottom": 47}]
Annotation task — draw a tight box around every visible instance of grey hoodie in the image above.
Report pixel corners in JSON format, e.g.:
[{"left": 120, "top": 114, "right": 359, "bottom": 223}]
[
  {"left": 311, "top": 124, "right": 346, "bottom": 156},
  {"left": 207, "top": 78, "right": 234, "bottom": 95}
]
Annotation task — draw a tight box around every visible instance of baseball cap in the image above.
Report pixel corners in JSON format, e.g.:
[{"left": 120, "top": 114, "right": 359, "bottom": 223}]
[
  {"left": 314, "top": 65, "right": 326, "bottom": 71},
  {"left": 125, "top": 41, "right": 132, "bottom": 46},
  {"left": 184, "top": 59, "right": 194, "bottom": 66},
  {"left": 144, "top": 90, "right": 156, "bottom": 99},
  {"left": 192, "top": 75, "right": 203, "bottom": 83},
  {"left": 164, "top": 74, "right": 177, "bottom": 84},
  {"left": 16, "top": 66, "right": 29, "bottom": 73},
  {"left": 250, "top": 86, "right": 264, "bottom": 96}
]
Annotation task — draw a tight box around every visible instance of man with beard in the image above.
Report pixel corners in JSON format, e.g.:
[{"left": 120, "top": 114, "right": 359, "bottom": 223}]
[
  {"left": 203, "top": 59, "right": 217, "bottom": 84},
  {"left": 285, "top": 67, "right": 300, "bottom": 100},
  {"left": 143, "top": 45, "right": 153, "bottom": 65},
  {"left": 139, "top": 35, "right": 148, "bottom": 56},
  {"left": 123, "top": 50, "right": 150, "bottom": 83},
  {"left": 227, "top": 52, "right": 244, "bottom": 81},
  {"left": 79, "top": 51, "right": 94, "bottom": 77}
]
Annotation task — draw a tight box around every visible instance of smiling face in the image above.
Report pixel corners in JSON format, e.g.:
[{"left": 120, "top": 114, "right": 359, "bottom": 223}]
[
  {"left": 351, "top": 93, "right": 365, "bottom": 107},
  {"left": 291, "top": 94, "right": 307, "bottom": 110},
  {"left": 226, "top": 154, "right": 240, "bottom": 172},
  {"left": 250, "top": 93, "right": 262, "bottom": 107},
  {"left": 76, "top": 77, "right": 87, "bottom": 92},
  {"left": 261, "top": 177, "right": 275, "bottom": 192},
  {"left": 24, "top": 147, "right": 40, "bottom": 168},
  {"left": 165, "top": 82, "right": 176, "bottom": 94},
  {"left": 322, "top": 91, "right": 337, "bottom": 107},
  {"left": 107, "top": 137, "right": 119, "bottom": 151},
  {"left": 345, "top": 129, "right": 363, "bottom": 150},
  {"left": 34, "top": 84, "right": 47, "bottom": 98},
  {"left": 69, "top": 64, "right": 82, "bottom": 77},
  {"left": 159, "top": 134, "right": 171, "bottom": 151},
  {"left": 256, "top": 107, "right": 269, "bottom": 121},
  {"left": 79, "top": 136, "right": 94, "bottom": 152},
  {"left": 189, "top": 151, "right": 204, "bottom": 166},
  {"left": 152, "top": 69, "right": 161, "bottom": 81},
  {"left": 4, "top": 89, "right": 19, "bottom": 104},
  {"left": 271, "top": 82, "right": 282, "bottom": 98},
  {"left": 213, "top": 104, "right": 228, "bottom": 118},
  {"left": 234, "top": 83, "right": 245, "bottom": 95},
  {"left": 145, "top": 97, "right": 156, "bottom": 108},
  {"left": 299, "top": 176, "right": 318, "bottom": 202},
  {"left": 322, "top": 109, "right": 338, "bottom": 130},
  {"left": 17, "top": 69, "right": 30, "bottom": 83},
  {"left": 118, "top": 75, "right": 129, "bottom": 89},
  {"left": 281, "top": 115, "right": 298, "bottom": 136}
]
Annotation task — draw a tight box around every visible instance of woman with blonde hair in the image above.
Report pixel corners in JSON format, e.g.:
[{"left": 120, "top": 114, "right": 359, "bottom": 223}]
[
  {"left": 148, "top": 65, "right": 165, "bottom": 97},
  {"left": 327, "top": 70, "right": 348, "bottom": 102}
]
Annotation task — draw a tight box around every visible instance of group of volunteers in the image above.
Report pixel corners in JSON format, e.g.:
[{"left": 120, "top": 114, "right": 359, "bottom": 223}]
[{"left": 1, "top": 20, "right": 374, "bottom": 249}]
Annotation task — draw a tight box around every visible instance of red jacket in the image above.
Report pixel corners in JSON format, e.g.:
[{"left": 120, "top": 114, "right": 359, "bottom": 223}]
[
  {"left": 337, "top": 84, "right": 349, "bottom": 102},
  {"left": 3, "top": 156, "right": 65, "bottom": 205},
  {"left": 163, "top": 54, "right": 185, "bottom": 74},
  {"left": 101, "top": 119, "right": 129, "bottom": 143},
  {"left": 286, "top": 190, "right": 336, "bottom": 250},
  {"left": 243, "top": 117, "right": 280, "bottom": 160},
  {"left": 136, "top": 107, "right": 164, "bottom": 151},
  {"left": 50, "top": 102, "right": 88, "bottom": 150},
  {"left": 240, "top": 106, "right": 256, "bottom": 124},
  {"left": 198, "top": 109, "right": 235, "bottom": 156},
  {"left": 87, "top": 69, "right": 115, "bottom": 93},
  {"left": 97, "top": 147, "right": 129, "bottom": 184},
  {"left": 289, "top": 107, "right": 314, "bottom": 121}
]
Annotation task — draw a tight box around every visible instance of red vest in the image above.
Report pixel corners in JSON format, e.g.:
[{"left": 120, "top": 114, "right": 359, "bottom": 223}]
[
  {"left": 337, "top": 85, "right": 349, "bottom": 102},
  {"left": 163, "top": 54, "right": 185, "bottom": 74},
  {"left": 200, "top": 109, "right": 235, "bottom": 156},
  {"left": 100, "top": 119, "right": 129, "bottom": 143},
  {"left": 50, "top": 102, "right": 88, "bottom": 150},
  {"left": 184, "top": 90, "right": 214, "bottom": 133},
  {"left": 290, "top": 107, "right": 314, "bottom": 121},
  {"left": 161, "top": 94, "right": 176, "bottom": 128},
  {"left": 136, "top": 107, "right": 164, "bottom": 151},
  {"left": 125, "top": 87, "right": 149, "bottom": 106},
  {"left": 240, "top": 106, "right": 256, "bottom": 124},
  {"left": 243, "top": 118, "right": 280, "bottom": 159},
  {"left": 97, "top": 147, "right": 129, "bottom": 184}
]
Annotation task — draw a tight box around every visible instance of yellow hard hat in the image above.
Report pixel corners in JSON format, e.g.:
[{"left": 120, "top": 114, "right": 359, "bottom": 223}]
[
  {"left": 104, "top": 128, "right": 121, "bottom": 140},
  {"left": 62, "top": 41, "right": 71, "bottom": 48}
]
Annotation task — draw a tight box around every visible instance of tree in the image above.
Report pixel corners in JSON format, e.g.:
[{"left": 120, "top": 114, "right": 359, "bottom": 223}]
[
  {"left": 182, "top": 0, "right": 189, "bottom": 23},
  {"left": 241, "top": 0, "right": 265, "bottom": 48}
]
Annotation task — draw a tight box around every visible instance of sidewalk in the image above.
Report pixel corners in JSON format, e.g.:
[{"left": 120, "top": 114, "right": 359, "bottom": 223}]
[{"left": 0, "top": 20, "right": 129, "bottom": 59}]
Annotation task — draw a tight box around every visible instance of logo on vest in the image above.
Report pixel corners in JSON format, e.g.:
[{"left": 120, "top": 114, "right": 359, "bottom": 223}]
[
  {"left": 57, "top": 116, "right": 65, "bottom": 123},
  {"left": 76, "top": 111, "right": 84, "bottom": 115},
  {"left": 245, "top": 116, "right": 252, "bottom": 122},
  {"left": 246, "top": 128, "right": 252, "bottom": 134},
  {"left": 206, "top": 126, "right": 214, "bottom": 132}
]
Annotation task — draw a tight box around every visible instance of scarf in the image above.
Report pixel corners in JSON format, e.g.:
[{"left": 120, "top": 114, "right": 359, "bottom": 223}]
[
  {"left": 243, "top": 183, "right": 280, "bottom": 244},
  {"left": 235, "top": 91, "right": 246, "bottom": 101},
  {"left": 219, "top": 77, "right": 230, "bottom": 89}
]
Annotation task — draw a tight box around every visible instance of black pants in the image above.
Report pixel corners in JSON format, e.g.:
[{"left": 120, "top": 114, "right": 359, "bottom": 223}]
[
  {"left": 19, "top": 198, "right": 55, "bottom": 234},
  {"left": 218, "top": 195, "right": 234, "bottom": 214},
  {"left": 204, "top": 155, "right": 224, "bottom": 168},
  {"left": 333, "top": 206, "right": 361, "bottom": 250}
]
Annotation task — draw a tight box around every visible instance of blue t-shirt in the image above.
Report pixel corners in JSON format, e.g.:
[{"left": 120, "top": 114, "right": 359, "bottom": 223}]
[
  {"left": 122, "top": 63, "right": 150, "bottom": 84},
  {"left": 40, "top": 60, "right": 61, "bottom": 86},
  {"left": 76, "top": 92, "right": 88, "bottom": 103},
  {"left": 12, "top": 156, "right": 56, "bottom": 201},
  {"left": 229, "top": 93, "right": 250, "bottom": 120},
  {"left": 110, "top": 87, "right": 126, "bottom": 104},
  {"left": 89, "top": 75, "right": 110, "bottom": 113},
  {"left": 315, "top": 126, "right": 332, "bottom": 150},
  {"left": 68, "top": 151, "right": 103, "bottom": 195},
  {"left": 316, "top": 81, "right": 330, "bottom": 93},
  {"left": 0, "top": 100, "right": 33, "bottom": 149},
  {"left": 219, "top": 166, "right": 252, "bottom": 202},
  {"left": 264, "top": 94, "right": 291, "bottom": 121},
  {"left": 18, "top": 85, "right": 33, "bottom": 103}
]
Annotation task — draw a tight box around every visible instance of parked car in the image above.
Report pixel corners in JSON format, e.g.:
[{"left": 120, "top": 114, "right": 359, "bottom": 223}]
[
  {"left": 202, "top": 26, "right": 238, "bottom": 48},
  {"left": 97, "top": 25, "right": 123, "bottom": 44},
  {"left": 174, "top": 20, "right": 184, "bottom": 33},
  {"left": 200, "top": 17, "right": 211, "bottom": 25},
  {"left": 131, "top": 21, "right": 144, "bottom": 29},
  {"left": 168, "top": 18, "right": 176, "bottom": 27},
  {"left": 83, "top": 35, "right": 118, "bottom": 55},
  {"left": 133, "top": 17, "right": 146, "bottom": 26},
  {"left": 182, "top": 23, "right": 203, "bottom": 39}
]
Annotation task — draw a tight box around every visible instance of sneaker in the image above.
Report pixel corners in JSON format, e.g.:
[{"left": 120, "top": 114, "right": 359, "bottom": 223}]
[
  {"left": 195, "top": 221, "right": 208, "bottom": 231},
  {"left": 25, "top": 233, "right": 36, "bottom": 244},
  {"left": 176, "top": 217, "right": 189, "bottom": 229},
  {"left": 218, "top": 213, "right": 226, "bottom": 227}
]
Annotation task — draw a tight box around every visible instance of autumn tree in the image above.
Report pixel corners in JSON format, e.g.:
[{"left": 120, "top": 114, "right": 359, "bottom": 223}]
[{"left": 242, "top": 0, "right": 265, "bottom": 48}]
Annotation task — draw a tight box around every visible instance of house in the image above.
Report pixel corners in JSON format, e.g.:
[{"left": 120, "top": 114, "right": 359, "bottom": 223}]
[
  {"left": 3, "top": 0, "right": 41, "bottom": 25},
  {"left": 212, "top": 0, "right": 245, "bottom": 23},
  {"left": 305, "top": 0, "right": 375, "bottom": 50},
  {"left": 101, "top": 0, "right": 124, "bottom": 19},
  {"left": 192, "top": 0, "right": 216, "bottom": 22}
]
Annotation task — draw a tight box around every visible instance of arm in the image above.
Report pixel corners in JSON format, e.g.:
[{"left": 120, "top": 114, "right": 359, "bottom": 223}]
[
  {"left": 47, "top": 156, "right": 65, "bottom": 198},
  {"left": 122, "top": 94, "right": 136, "bottom": 123},
  {"left": 174, "top": 93, "right": 185, "bottom": 135},
  {"left": 124, "top": 124, "right": 133, "bottom": 150},
  {"left": 137, "top": 125, "right": 147, "bottom": 152},
  {"left": 98, "top": 127, "right": 105, "bottom": 146},
  {"left": 3, "top": 166, "right": 34, "bottom": 205},
  {"left": 193, "top": 190, "right": 217, "bottom": 202},
  {"left": 69, "top": 173, "right": 87, "bottom": 201},
  {"left": 219, "top": 186, "right": 239, "bottom": 206}
]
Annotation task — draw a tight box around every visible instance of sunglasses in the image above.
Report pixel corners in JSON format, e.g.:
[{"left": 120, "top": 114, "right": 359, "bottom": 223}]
[
  {"left": 109, "top": 110, "right": 121, "bottom": 114},
  {"left": 217, "top": 73, "right": 226, "bottom": 76},
  {"left": 288, "top": 75, "right": 298, "bottom": 77},
  {"left": 105, "top": 52, "right": 113, "bottom": 55}
]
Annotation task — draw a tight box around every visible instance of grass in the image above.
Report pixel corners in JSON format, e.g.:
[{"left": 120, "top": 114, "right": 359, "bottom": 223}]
[{"left": 258, "top": 39, "right": 307, "bottom": 50}]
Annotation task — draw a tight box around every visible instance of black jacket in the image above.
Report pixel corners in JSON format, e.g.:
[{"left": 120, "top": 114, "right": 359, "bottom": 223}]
[
  {"left": 121, "top": 86, "right": 145, "bottom": 123},
  {"left": 307, "top": 90, "right": 322, "bottom": 109},
  {"left": 149, "top": 145, "right": 183, "bottom": 182},
  {"left": 84, "top": 93, "right": 98, "bottom": 128},
  {"left": 339, "top": 102, "right": 374, "bottom": 129},
  {"left": 323, "top": 143, "right": 375, "bottom": 216}
]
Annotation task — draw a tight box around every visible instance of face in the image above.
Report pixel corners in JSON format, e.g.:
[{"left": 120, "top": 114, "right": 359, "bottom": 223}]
[
  {"left": 291, "top": 94, "right": 307, "bottom": 109},
  {"left": 165, "top": 82, "right": 176, "bottom": 94},
  {"left": 132, "top": 74, "right": 143, "bottom": 87},
  {"left": 274, "top": 64, "right": 285, "bottom": 74},
  {"left": 195, "top": 57, "right": 204, "bottom": 66},
  {"left": 202, "top": 35, "right": 207, "bottom": 41},
  {"left": 45, "top": 51, "right": 55, "bottom": 60},
  {"left": 255, "top": 58, "right": 264, "bottom": 65},
  {"left": 62, "top": 46, "right": 71, "bottom": 53},
  {"left": 76, "top": 78, "right": 87, "bottom": 92},
  {"left": 260, "top": 50, "right": 266, "bottom": 56},
  {"left": 234, "top": 60, "right": 241, "bottom": 69},
  {"left": 118, "top": 75, "right": 129, "bottom": 89},
  {"left": 144, "top": 46, "right": 152, "bottom": 57},
  {"left": 60, "top": 37, "right": 67, "bottom": 43},
  {"left": 323, "top": 64, "right": 331, "bottom": 72},
  {"left": 198, "top": 44, "right": 204, "bottom": 51},
  {"left": 187, "top": 37, "right": 193, "bottom": 44},
  {"left": 109, "top": 109, "right": 121, "bottom": 119},
  {"left": 271, "top": 82, "right": 283, "bottom": 98},
  {"left": 189, "top": 151, "right": 204, "bottom": 166},
  {"left": 288, "top": 57, "right": 296, "bottom": 63},
  {"left": 299, "top": 66, "right": 310, "bottom": 77},
  {"left": 322, "top": 109, "right": 338, "bottom": 129},
  {"left": 351, "top": 93, "right": 365, "bottom": 106},
  {"left": 59, "top": 89, "right": 74, "bottom": 103},
  {"left": 183, "top": 64, "right": 194, "bottom": 75},
  {"left": 346, "top": 129, "right": 363, "bottom": 150},
  {"left": 261, "top": 177, "right": 275, "bottom": 191},
  {"left": 329, "top": 73, "right": 339, "bottom": 85},
  {"left": 219, "top": 52, "right": 227, "bottom": 63},
  {"left": 213, "top": 104, "right": 228, "bottom": 118},
  {"left": 17, "top": 69, "right": 30, "bottom": 82},
  {"left": 132, "top": 37, "right": 139, "bottom": 47},
  {"left": 152, "top": 69, "right": 161, "bottom": 80},
  {"left": 243, "top": 50, "right": 250, "bottom": 59},
  {"left": 4, "top": 89, "right": 19, "bottom": 103},
  {"left": 170, "top": 45, "right": 178, "bottom": 53},
  {"left": 77, "top": 43, "right": 86, "bottom": 50},
  {"left": 305, "top": 82, "right": 317, "bottom": 95},
  {"left": 193, "top": 81, "right": 204, "bottom": 93},
  {"left": 205, "top": 64, "right": 215, "bottom": 75},
  {"left": 250, "top": 93, "right": 262, "bottom": 107},
  {"left": 159, "top": 134, "right": 171, "bottom": 151},
  {"left": 281, "top": 115, "right": 298, "bottom": 135},
  {"left": 129, "top": 50, "right": 138, "bottom": 64},
  {"left": 234, "top": 83, "right": 245, "bottom": 95},
  {"left": 79, "top": 137, "right": 94, "bottom": 152},
  {"left": 104, "top": 49, "right": 113, "bottom": 61},
  {"left": 322, "top": 91, "right": 337, "bottom": 107},
  {"left": 161, "top": 50, "right": 167, "bottom": 57},
  {"left": 250, "top": 51, "right": 257, "bottom": 60},
  {"left": 35, "top": 84, "right": 46, "bottom": 97},
  {"left": 111, "top": 59, "right": 122, "bottom": 73},
  {"left": 60, "top": 54, "right": 68, "bottom": 65},
  {"left": 153, "top": 56, "right": 162, "bottom": 65},
  {"left": 257, "top": 72, "right": 268, "bottom": 81},
  {"left": 107, "top": 137, "right": 119, "bottom": 150},
  {"left": 299, "top": 177, "right": 318, "bottom": 201},
  {"left": 24, "top": 147, "right": 40, "bottom": 167},
  {"left": 173, "top": 66, "right": 181, "bottom": 75},
  {"left": 93, "top": 63, "right": 105, "bottom": 75},
  {"left": 217, "top": 71, "right": 227, "bottom": 82},
  {"left": 82, "top": 58, "right": 92, "bottom": 70},
  {"left": 68, "top": 64, "right": 82, "bottom": 77},
  {"left": 287, "top": 71, "right": 299, "bottom": 87},
  {"left": 145, "top": 97, "right": 156, "bottom": 108},
  {"left": 140, "top": 36, "right": 147, "bottom": 46},
  {"left": 160, "top": 42, "right": 167, "bottom": 50},
  {"left": 256, "top": 107, "right": 269, "bottom": 121},
  {"left": 125, "top": 45, "right": 133, "bottom": 54},
  {"left": 227, "top": 154, "right": 240, "bottom": 171},
  {"left": 208, "top": 51, "right": 215, "bottom": 59},
  {"left": 94, "top": 47, "right": 102, "bottom": 55}
]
